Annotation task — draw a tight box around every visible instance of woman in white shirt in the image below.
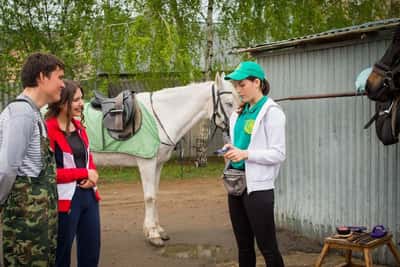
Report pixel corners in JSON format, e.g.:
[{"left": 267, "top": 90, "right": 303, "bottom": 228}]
[{"left": 223, "top": 61, "right": 286, "bottom": 267}]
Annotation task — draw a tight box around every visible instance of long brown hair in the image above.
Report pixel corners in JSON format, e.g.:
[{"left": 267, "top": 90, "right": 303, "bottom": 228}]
[
  {"left": 247, "top": 76, "right": 270, "bottom": 96},
  {"left": 237, "top": 76, "right": 270, "bottom": 114},
  {"left": 45, "top": 79, "right": 85, "bottom": 135}
]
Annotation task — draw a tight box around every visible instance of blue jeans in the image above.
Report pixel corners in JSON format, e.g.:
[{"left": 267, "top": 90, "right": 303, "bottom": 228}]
[{"left": 56, "top": 187, "right": 100, "bottom": 267}]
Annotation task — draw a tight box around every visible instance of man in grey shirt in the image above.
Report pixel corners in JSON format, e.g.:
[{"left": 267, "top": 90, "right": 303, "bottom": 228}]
[{"left": 0, "top": 52, "right": 65, "bottom": 267}]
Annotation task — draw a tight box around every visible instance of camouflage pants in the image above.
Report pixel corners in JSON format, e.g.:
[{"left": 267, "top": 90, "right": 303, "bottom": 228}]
[{"left": 2, "top": 174, "right": 58, "bottom": 267}]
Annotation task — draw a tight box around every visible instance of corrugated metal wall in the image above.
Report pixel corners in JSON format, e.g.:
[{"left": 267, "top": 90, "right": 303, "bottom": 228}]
[{"left": 256, "top": 37, "right": 399, "bottom": 264}]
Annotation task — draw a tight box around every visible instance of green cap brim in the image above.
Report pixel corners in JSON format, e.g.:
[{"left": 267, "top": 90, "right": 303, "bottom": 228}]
[{"left": 224, "top": 70, "right": 249, "bottom": 81}]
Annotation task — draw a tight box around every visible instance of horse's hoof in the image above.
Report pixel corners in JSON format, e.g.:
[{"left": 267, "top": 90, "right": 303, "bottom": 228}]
[
  {"left": 160, "top": 232, "right": 170, "bottom": 241},
  {"left": 148, "top": 237, "right": 165, "bottom": 247}
]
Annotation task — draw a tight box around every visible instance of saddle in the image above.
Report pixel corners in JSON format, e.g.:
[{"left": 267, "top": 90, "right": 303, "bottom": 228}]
[
  {"left": 364, "top": 96, "right": 400, "bottom": 145},
  {"left": 90, "top": 90, "right": 142, "bottom": 140}
]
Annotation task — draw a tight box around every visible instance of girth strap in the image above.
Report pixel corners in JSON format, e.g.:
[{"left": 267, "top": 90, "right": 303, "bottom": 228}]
[{"left": 114, "top": 93, "right": 124, "bottom": 130}]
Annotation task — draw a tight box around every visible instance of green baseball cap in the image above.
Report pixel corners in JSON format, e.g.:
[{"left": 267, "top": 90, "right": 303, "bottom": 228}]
[{"left": 224, "top": 61, "right": 265, "bottom": 81}]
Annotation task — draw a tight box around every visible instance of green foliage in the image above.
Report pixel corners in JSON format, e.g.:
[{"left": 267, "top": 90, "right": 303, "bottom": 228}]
[
  {"left": 95, "top": 0, "right": 204, "bottom": 86},
  {"left": 0, "top": 0, "right": 398, "bottom": 87},
  {"left": 217, "top": 0, "right": 399, "bottom": 46},
  {"left": 0, "top": 0, "right": 96, "bottom": 81}
]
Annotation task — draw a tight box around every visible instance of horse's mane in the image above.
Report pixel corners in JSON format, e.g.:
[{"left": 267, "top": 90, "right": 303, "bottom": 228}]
[
  {"left": 152, "top": 81, "right": 213, "bottom": 96},
  {"left": 378, "top": 25, "right": 400, "bottom": 67},
  {"left": 394, "top": 24, "right": 400, "bottom": 41}
]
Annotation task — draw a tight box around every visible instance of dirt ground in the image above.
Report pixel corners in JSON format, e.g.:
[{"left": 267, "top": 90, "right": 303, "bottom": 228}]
[
  {"left": 93, "top": 177, "right": 384, "bottom": 267},
  {"left": 0, "top": 177, "right": 387, "bottom": 267}
]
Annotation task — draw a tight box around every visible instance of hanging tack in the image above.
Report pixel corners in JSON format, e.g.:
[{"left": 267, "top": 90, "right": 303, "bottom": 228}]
[{"left": 194, "top": 118, "right": 210, "bottom": 167}]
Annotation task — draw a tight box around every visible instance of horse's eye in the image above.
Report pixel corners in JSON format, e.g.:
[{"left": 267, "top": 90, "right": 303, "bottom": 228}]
[{"left": 226, "top": 102, "right": 233, "bottom": 107}]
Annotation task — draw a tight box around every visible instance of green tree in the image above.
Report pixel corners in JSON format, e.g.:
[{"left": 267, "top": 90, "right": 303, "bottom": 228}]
[
  {"left": 0, "top": 0, "right": 399, "bottom": 86},
  {"left": 217, "top": 0, "right": 400, "bottom": 47},
  {"left": 0, "top": 0, "right": 96, "bottom": 82},
  {"left": 94, "top": 0, "right": 204, "bottom": 85}
]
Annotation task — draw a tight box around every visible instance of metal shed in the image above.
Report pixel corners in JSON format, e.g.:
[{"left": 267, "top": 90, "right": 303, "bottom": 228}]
[{"left": 235, "top": 18, "right": 400, "bottom": 265}]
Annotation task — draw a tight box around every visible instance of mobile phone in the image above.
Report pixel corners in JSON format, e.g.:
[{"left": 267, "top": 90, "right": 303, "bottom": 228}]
[{"left": 214, "top": 147, "right": 229, "bottom": 155}]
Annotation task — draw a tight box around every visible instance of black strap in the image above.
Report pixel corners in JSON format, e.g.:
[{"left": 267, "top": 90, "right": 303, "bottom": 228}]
[
  {"left": 8, "top": 98, "right": 46, "bottom": 137},
  {"left": 149, "top": 92, "right": 175, "bottom": 147},
  {"left": 211, "top": 84, "right": 231, "bottom": 134},
  {"left": 364, "top": 111, "right": 379, "bottom": 129},
  {"left": 374, "top": 60, "right": 400, "bottom": 92},
  {"left": 363, "top": 98, "right": 397, "bottom": 130},
  {"left": 391, "top": 97, "right": 400, "bottom": 137},
  {"left": 207, "top": 84, "right": 232, "bottom": 150},
  {"left": 149, "top": 84, "right": 231, "bottom": 148}
]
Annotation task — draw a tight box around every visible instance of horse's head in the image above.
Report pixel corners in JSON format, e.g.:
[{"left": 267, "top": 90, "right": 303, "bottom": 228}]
[
  {"left": 211, "top": 72, "right": 240, "bottom": 134},
  {"left": 366, "top": 25, "right": 400, "bottom": 101}
]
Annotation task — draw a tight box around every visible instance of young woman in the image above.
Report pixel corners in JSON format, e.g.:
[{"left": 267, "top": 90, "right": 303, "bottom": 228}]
[
  {"left": 223, "top": 61, "right": 286, "bottom": 267},
  {"left": 46, "top": 80, "right": 101, "bottom": 267}
]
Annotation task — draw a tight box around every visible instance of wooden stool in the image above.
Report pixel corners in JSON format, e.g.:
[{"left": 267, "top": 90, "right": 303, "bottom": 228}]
[{"left": 315, "top": 233, "right": 400, "bottom": 267}]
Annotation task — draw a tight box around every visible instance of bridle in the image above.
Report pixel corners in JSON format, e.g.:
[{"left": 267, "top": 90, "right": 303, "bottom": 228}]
[
  {"left": 149, "top": 84, "right": 233, "bottom": 147},
  {"left": 210, "top": 83, "right": 232, "bottom": 138},
  {"left": 364, "top": 54, "right": 400, "bottom": 130},
  {"left": 372, "top": 61, "right": 400, "bottom": 93},
  {"left": 371, "top": 34, "right": 400, "bottom": 94}
]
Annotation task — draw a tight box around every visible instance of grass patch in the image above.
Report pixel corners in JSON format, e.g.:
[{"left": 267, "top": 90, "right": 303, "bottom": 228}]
[{"left": 98, "top": 157, "right": 225, "bottom": 183}]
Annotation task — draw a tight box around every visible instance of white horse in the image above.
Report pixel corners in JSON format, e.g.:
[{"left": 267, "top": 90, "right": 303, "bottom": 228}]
[{"left": 92, "top": 73, "right": 239, "bottom": 246}]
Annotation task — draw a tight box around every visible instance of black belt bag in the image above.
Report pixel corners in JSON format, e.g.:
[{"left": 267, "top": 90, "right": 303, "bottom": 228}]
[{"left": 222, "top": 162, "right": 246, "bottom": 196}]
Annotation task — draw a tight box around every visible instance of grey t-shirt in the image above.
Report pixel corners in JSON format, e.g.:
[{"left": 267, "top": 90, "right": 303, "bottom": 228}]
[{"left": 0, "top": 94, "right": 46, "bottom": 205}]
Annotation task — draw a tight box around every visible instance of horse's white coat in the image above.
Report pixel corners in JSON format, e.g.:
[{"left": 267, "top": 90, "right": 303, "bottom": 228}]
[{"left": 92, "top": 74, "right": 238, "bottom": 246}]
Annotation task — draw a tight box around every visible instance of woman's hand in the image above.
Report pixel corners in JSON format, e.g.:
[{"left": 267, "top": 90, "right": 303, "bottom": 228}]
[
  {"left": 79, "top": 179, "right": 94, "bottom": 189},
  {"left": 79, "top": 169, "right": 99, "bottom": 189},
  {"left": 88, "top": 169, "right": 99, "bottom": 185},
  {"left": 223, "top": 144, "right": 248, "bottom": 162}
]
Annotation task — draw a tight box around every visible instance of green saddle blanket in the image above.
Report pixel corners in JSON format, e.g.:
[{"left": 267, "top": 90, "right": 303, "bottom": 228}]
[{"left": 83, "top": 101, "right": 160, "bottom": 158}]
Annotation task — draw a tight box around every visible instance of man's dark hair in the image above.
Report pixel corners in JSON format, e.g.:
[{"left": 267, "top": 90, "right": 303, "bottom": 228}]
[{"left": 21, "top": 52, "right": 65, "bottom": 88}]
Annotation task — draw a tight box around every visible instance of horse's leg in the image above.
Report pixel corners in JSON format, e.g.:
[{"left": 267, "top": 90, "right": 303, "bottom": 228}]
[
  {"left": 154, "top": 162, "right": 169, "bottom": 241},
  {"left": 137, "top": 157, "right": 164, "bottom": 247}
]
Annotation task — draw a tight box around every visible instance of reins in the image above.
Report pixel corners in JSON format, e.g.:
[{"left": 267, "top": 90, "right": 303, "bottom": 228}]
[
  {"left": 208, "top": 84, "right": 232, "bottom": 146},
  {"left": 149, "top": 92, "right": 176, "bottom": 147},
  {"left": 149, "top": 84, "right": 232, "bottom": 157}
]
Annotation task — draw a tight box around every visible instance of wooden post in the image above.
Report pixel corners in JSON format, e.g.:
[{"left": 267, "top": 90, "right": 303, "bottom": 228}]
[
  {"left": 344, "top": 249, "right": 352, "bottom": 264},
  {"left": 363, "top": 248, "right": 373, "bottom": 267},
  {"left": 387, "top": 239, "right": 400, "bottom": 264},
  {"left": 315, "top": 243, "right": 330, "bottom": 267}
]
